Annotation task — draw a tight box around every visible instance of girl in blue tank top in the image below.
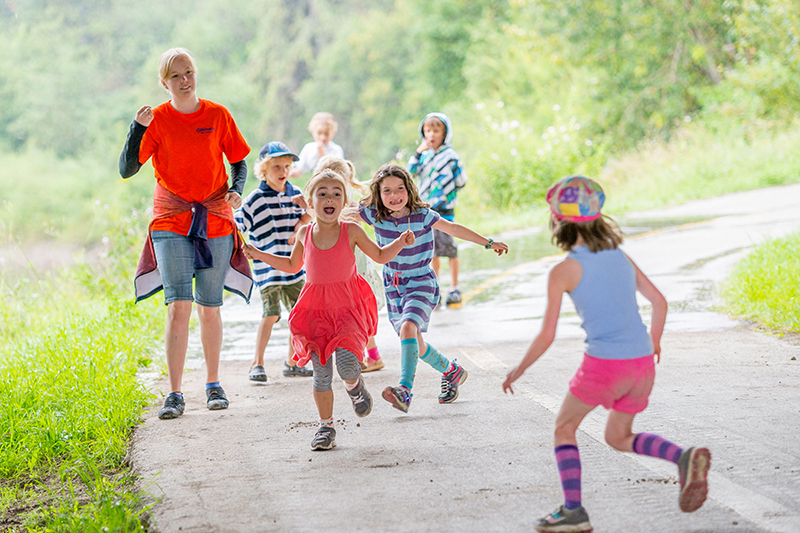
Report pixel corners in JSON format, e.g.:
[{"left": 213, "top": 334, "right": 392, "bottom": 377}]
[{"left": 502, "top": 176, "right": 711, "bottom": 533}]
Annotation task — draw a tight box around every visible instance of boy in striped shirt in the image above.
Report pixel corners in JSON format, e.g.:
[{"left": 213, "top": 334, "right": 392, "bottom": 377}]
[{"left": 236, "top": 142, "right": 313, "bottom": 381}]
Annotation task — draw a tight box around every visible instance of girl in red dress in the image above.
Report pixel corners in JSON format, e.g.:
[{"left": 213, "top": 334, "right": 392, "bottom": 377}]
[{"left": 243, "top": 169, "right": 414, "bottom": 450}]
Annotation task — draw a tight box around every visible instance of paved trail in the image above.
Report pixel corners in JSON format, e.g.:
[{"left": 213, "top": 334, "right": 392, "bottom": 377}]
[{"left": 131, "top": 185, "right": 800, "bottom": 533}]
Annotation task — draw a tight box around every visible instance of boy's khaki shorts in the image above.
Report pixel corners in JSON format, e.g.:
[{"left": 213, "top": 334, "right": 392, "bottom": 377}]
[{"left": 260, "top": 280, "right": 305, "bottom": 319}]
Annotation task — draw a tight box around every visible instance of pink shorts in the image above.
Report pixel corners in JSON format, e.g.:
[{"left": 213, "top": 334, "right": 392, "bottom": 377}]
[{"left": 569, "top": 353, "right": 656, "bottom": 414}]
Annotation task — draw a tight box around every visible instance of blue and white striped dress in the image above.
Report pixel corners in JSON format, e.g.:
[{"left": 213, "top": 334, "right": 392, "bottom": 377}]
[
  {"left": 235, "top": 181, "right": 306, "bottom": 289},
  {"left": 360, "top": 206, "right": 441, "bottom": 333}
]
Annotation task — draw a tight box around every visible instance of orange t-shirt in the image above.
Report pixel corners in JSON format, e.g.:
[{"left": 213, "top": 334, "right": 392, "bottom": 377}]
[{"left": 138, "top": 99, "right": 251, "bottom": 237}]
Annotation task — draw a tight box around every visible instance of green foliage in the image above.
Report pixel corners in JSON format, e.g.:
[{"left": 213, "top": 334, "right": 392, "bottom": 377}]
[
  {"left": 0, "top": 215, "right": 163, "bottom": 529},
  {"left": 723, "top": 231, "right": 800, "bottom": 332},
  {"left": 598, "top": 121, "right": 800, "bottom": 214},
  {"left": 3, "top": 0, "right": 800, "bottom": 242}
]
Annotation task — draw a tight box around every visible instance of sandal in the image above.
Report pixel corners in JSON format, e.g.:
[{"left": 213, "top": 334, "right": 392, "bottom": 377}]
[
  {"left": 283, "top": 362, "right": 313, "bottom": 377},
  {"left": 248, "top": 364, "right": 267, "bottom": 382},
  {"left": 361, "top": 358, "right": 384, "bottom": 372}
]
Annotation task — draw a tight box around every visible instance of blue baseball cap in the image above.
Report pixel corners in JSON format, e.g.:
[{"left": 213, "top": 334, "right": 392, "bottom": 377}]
[{"left": 259, "top": 141, "right": 299, "bottom": 161}]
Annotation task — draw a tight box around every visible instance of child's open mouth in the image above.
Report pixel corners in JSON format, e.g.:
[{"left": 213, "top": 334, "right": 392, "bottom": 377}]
[{"left": 324, "top": 207, "right": 335, "bottom": 214}]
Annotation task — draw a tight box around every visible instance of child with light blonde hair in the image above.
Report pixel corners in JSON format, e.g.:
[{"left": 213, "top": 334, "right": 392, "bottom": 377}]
[
  {"left": 235, "top": 141, "right": 313, "bottom": 381},
  {"left": 314, "top": 155, "right": 385, "bottom": 372},
  {"left": 243, "top": 169, "right": 415, "bottom": 450},
  {"left": 289, "top": 112, "right": 344, "bottom": 178}
]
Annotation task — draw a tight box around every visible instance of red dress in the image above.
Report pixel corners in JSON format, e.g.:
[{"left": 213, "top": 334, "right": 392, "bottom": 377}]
[{"left": 289, "top": 223, "right": 378, "bottom": 366}]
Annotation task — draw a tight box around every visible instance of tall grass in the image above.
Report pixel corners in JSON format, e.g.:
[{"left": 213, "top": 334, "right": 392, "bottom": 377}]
[
  {"left": 600, "top": 123, "right": 800, "bottom": 214},
  {"left": 0, "top": 211, "right": 164, "bottom": 531},
  {"left": 722, "top": 232, "right": 800, "bottom": 333}
]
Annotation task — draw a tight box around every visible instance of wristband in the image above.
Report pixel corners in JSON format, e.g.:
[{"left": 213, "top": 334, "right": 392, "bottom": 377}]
[{"left": 484, "top": 238, "right": 494, "bottom": 250}]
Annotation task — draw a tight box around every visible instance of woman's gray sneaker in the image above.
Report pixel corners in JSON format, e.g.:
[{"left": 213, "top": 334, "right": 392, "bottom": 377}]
[
  {"left": 311, "top": 426, "right": 336, "bottom": 451},
  {"left": 206, "top": 386, "right": 229, "bottom": 410},
  {"left": 158, "top": 394, "right": 185, "bottom": 420},
  {"left": 346, "top": 378, "right": 373, "bottom": 417}
]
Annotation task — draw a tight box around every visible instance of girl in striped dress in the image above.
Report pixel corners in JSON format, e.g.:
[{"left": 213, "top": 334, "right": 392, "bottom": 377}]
[{"left": 359, "top": 164, "right": 508, "bottom": 412}]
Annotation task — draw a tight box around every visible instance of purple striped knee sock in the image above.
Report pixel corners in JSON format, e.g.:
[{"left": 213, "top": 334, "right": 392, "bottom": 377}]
[
  {"left": 555, "top": 445, "right": 582, "bottom": 510},
  {"left": 632, "top": 433, "right": 683, "bottom": 463}
]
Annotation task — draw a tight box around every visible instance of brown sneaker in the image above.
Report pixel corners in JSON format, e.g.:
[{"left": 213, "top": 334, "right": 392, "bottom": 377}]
[{"left": 677, "top": 447, "right": 711, "bottom": 512}]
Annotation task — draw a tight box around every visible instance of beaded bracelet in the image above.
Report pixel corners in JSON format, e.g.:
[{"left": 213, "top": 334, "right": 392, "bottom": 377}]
[{"left": 484, "top": 238, "right": 494, "bottom": 249}]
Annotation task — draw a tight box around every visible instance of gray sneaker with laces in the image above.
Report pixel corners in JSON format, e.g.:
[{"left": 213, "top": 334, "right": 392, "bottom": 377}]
[
  {"left": 438, "top": 361, "right": 468, "bottom": 404},
  {"left": 158, "top": 394, "right": 185, "bottom": 420},
  {"left": 534, "top": 505, "right": 593, "bottom": 533},
  {"left": 206, "top": 386, "right": 229, "bottom": 410},
  {"left": 346, "top": 378, "right": 372, "bottom": 417},
  {"left": 311, "top": 426, "right": 336, "bottom": 451}
]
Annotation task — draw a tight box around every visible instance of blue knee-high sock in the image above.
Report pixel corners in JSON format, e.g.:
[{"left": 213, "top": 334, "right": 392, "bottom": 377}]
[
  {"left": 420, "top": 344, "right": 450, "bottom": 373},
  {"left": 399, "top": 338, "right": 419, "bottom": 390}
]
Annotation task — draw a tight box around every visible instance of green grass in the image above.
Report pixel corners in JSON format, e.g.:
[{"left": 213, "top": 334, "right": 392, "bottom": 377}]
[
  {"left": 722, "top": 232, "right": 800, "bottom": 333},
  {"left": 599, "top": 123, "right": 800, "bottom": 214},
  {"left": 0, "top": 215, "right": 164, "bottom": 531}
]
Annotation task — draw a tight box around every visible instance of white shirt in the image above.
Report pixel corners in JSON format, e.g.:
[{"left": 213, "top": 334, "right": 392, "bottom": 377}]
[{"left": 294, "top": 140, "right": 344, "bottom": 174}]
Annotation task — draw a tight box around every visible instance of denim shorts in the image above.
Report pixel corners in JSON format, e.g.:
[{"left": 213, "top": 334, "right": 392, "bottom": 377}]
[{"left": 152, "top": 230, "right": 234, "bottom": 307}]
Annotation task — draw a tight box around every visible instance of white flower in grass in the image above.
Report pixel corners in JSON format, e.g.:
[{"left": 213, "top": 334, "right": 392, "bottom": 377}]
[
  {"left": 476, "top": 103, "right": 484, "bottom": 110},
  {"left": 510, "top": 120, "right": 520, "bottom": 128},
  {"left": 553, "top": 104, "right": 561, "bottom": 111},
  {"left": 562, "top": 134, "right": 570, "bottom": 141},
  {"left": 492, "top": 153, "right": 500, "bottom": 160},
  {"left": 509, "top": 133, "right": 517, "bottom": 141},
  {"left": 510, "top": 148, "right": 518, "bottom": 156},
  {"left": 684, "top": 115, "right": 692, "bottom": 122},
  {"left": 537, "top": 149, "right": 546, "bottom": 156},
  {"left": 496, "top": 101, "right": 505, "bottom": 108},
  {"left": 586, "top": 140, "right": 593, "bottom": 146}
]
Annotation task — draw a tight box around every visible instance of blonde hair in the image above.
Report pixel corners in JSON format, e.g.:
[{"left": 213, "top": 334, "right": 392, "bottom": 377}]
[
  {"left": 308, "top": 112, "right": 338, "bottom": 135},
  {"left": 158, "top": 47, "right": 197, "bottom": 85},
  {"left": 304, "top": 169, "right": 349, "bottom": 206},
  {"left": 314, "top": 155, "right": 367, "bottom": 196},
  {"left": 254, "top": 154, "right": 295, "bottom": 182},
  {"left": 360, "top": 163, "right": 428, "bottom": 224},
  {"left": 549, "top": 215, "right": 624, "bottom": 253}
]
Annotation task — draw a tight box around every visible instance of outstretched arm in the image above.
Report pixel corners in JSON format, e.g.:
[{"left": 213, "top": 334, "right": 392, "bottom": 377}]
[
  {"left": 243, "top": 225, "right": 307, "bottom": 273},
  {"left": 350, "top": 223, "right": 415, "bottom": 264},
  {"left": 625, "top": 253, "right": 668, "bottom": 362},
  {"left": 432, "top": 218, "right": 509, "bottom": 256},
  {"left": 502, "top": 258, "right": 580, "bottom": 394}
]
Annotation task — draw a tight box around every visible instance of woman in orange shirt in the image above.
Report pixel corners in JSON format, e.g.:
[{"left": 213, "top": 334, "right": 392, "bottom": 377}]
[{"left": 119, "top": 48, "right": 252, "bottom": 420}]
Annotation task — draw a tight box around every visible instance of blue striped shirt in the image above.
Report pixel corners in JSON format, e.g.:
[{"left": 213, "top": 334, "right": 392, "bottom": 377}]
[
  {"left": 235, "top": 181, "right": 306, "bottom": 288},
  {"left": 359, "top": 207, "right": 440, "bottom": 272}
]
